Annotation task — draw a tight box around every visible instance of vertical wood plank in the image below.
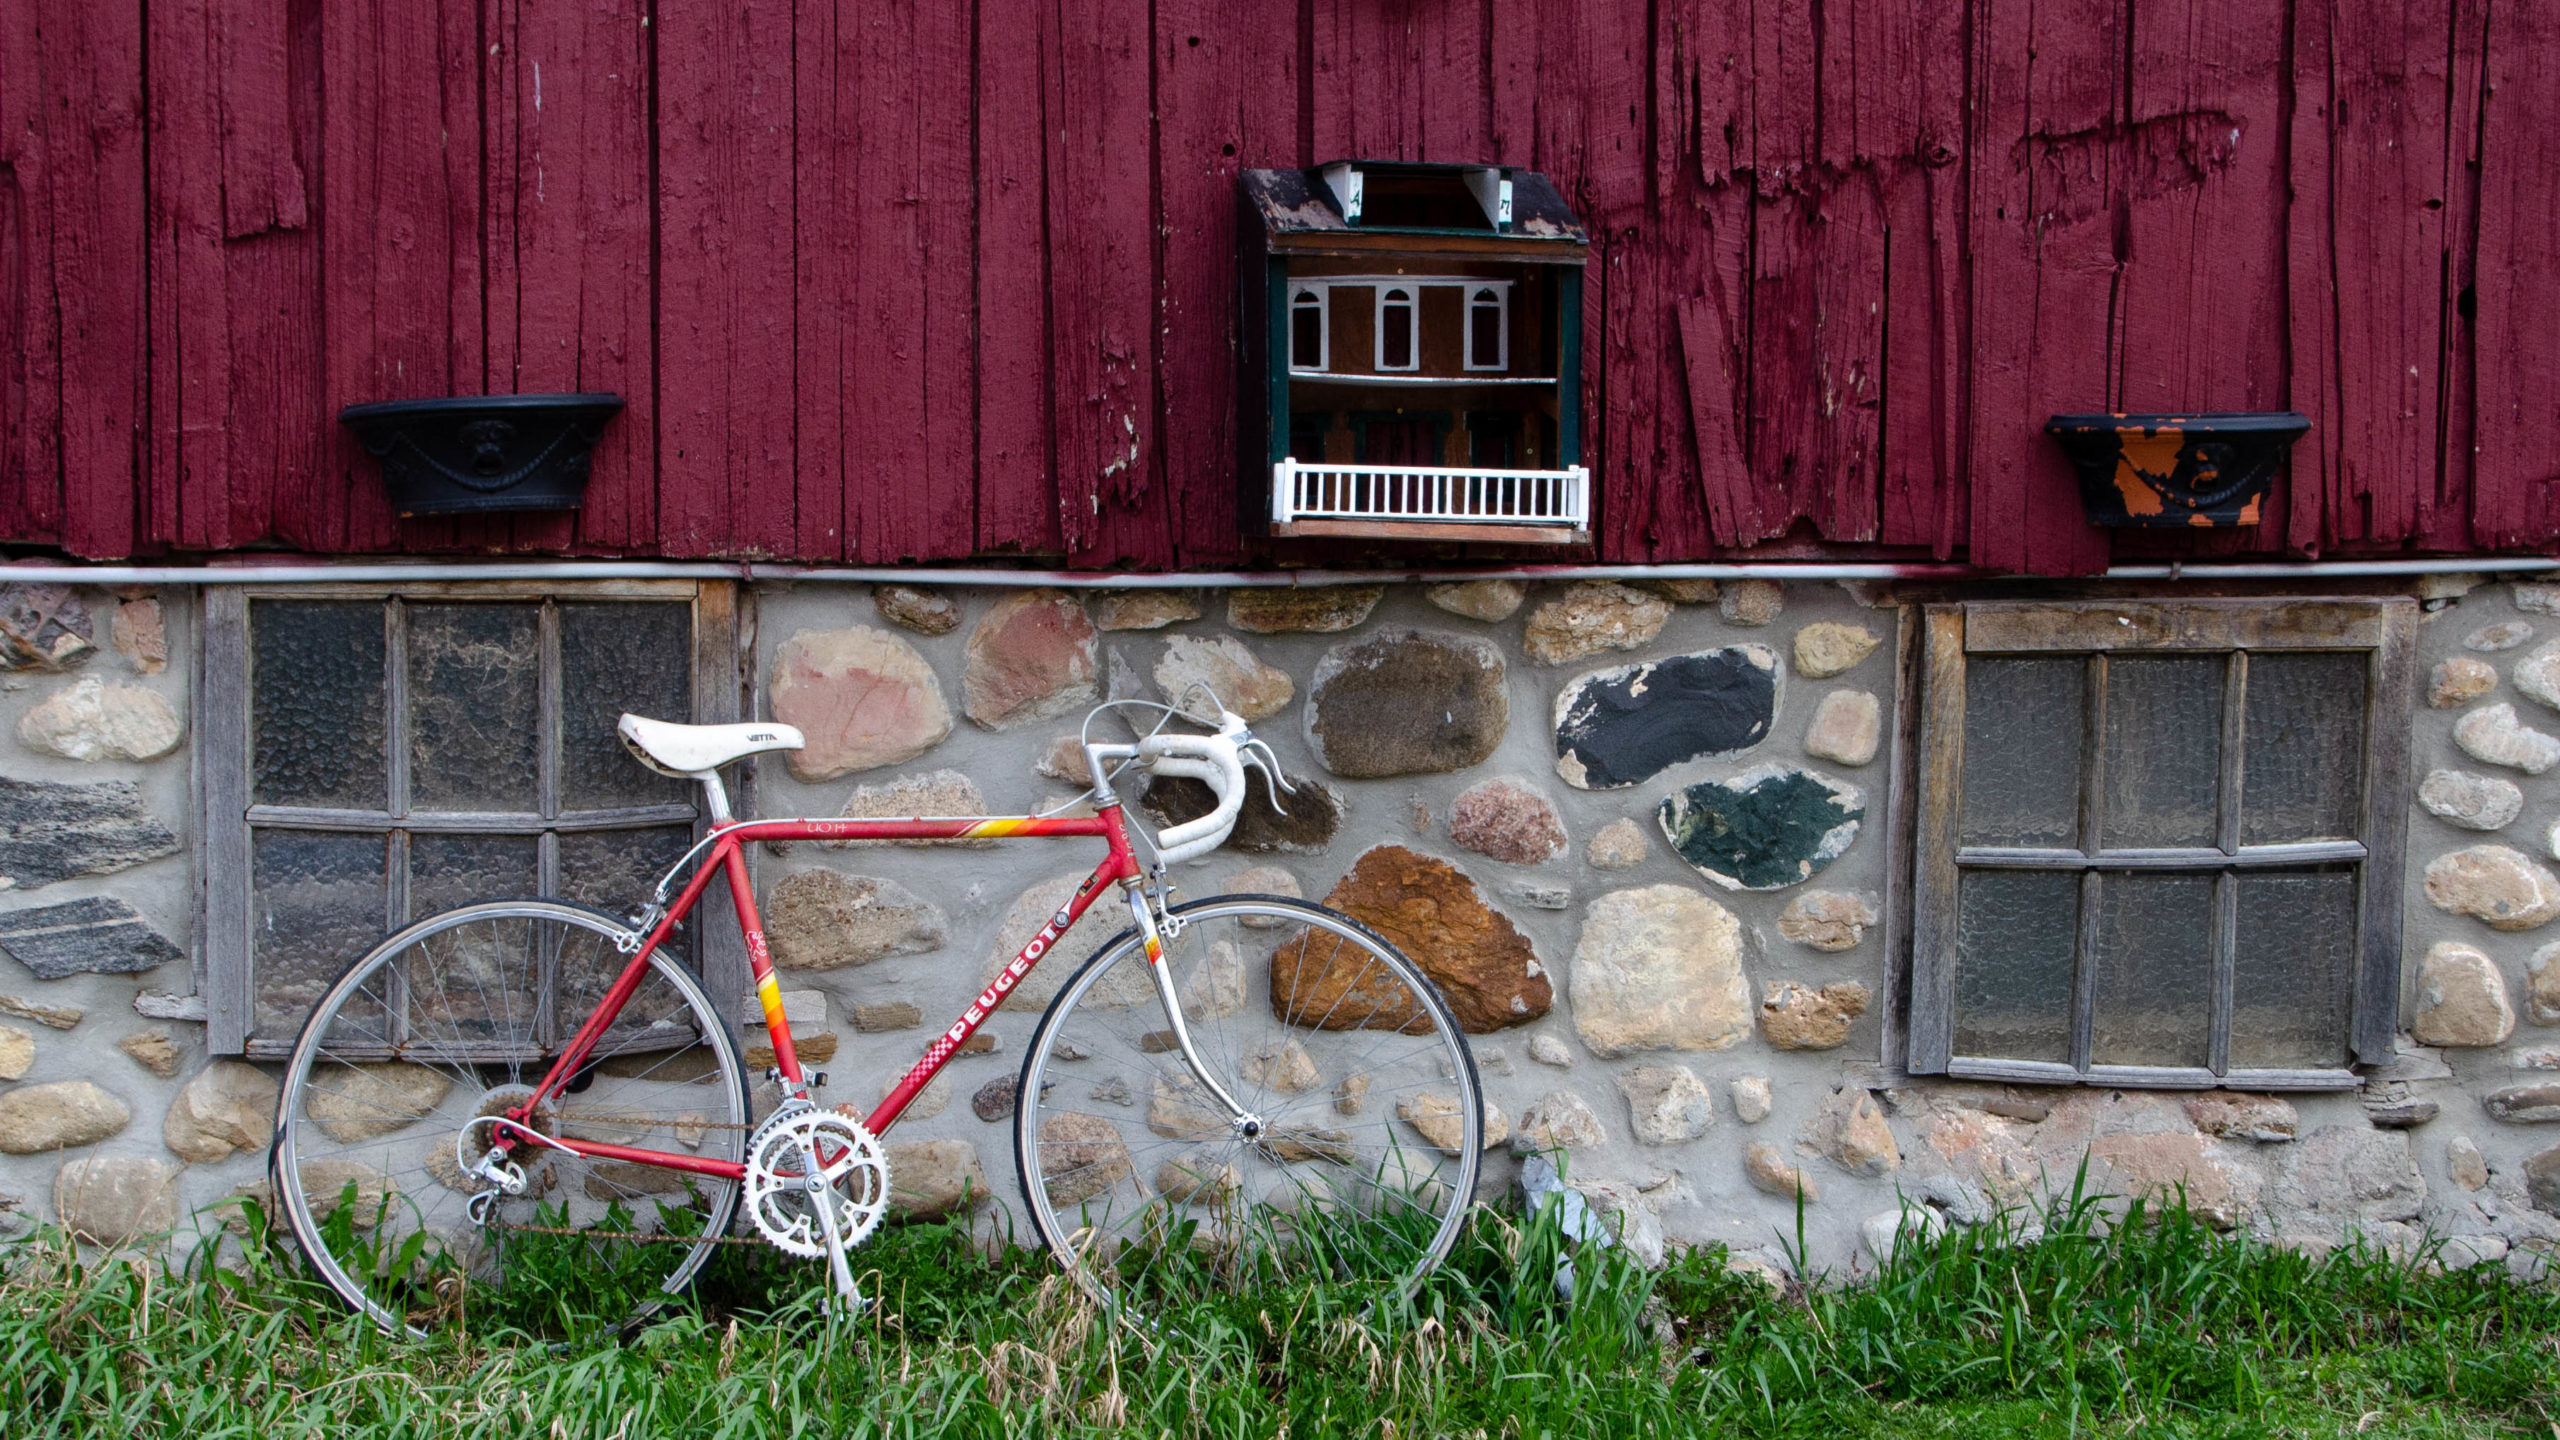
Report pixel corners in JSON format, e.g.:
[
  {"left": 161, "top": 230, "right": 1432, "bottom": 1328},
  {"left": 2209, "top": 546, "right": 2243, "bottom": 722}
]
[
  {"left": 795, "top": 0, "right": 978, "bottom": 565},
  {"left": 655, "top": 0, "right": 797, "bottom": 558},
  {"left": 1964, "top": 0, "right": 2123, "bottom": 575},
  {"left": 1656, "top": 1, "right": 1758, "bottom": 555},
  {"left": 486, "top": 0, "right": 656, "bottom": 555},
  {"left": 1581, "top": 0, "right": 1665, "bottom": 560},
  {"left": 2429, "top": 0, "right": 2492, "bottom": 553},
  {"left": 1047, "top": 0, "right": 1170, "bottom": 567},
  {"left": 1868, "top": 0, "right": 1971, "bottom": 556},
  {"left": 974, "top": 0, "right": 1059, "bottom": 556},
  {"left": 148, "top": 0, "right": 239, "bottom": 553},
  {"left": 0, "top": 0, "right": 60, "bottom": 547},
  {"left": 208, "top": 2, "right": 325, "bottom": 554},
  {"left": 16, "top": 0, "right": 147, "bottom": 557},
  {"left": 2288, "top": 1, "right": 2455, "bottom": 550},
  {"left": 1156, "top": 2, "right": 1297, "bottom": 568},
  {"left": 316, "top": 0, "right": 483, "bottom": 556},
  {"left": 2107, "top": 0, "right": 2291, "bottom": 558},
  {"left": 2467, "top": 0, "right": 2560, "bottom": 548}
]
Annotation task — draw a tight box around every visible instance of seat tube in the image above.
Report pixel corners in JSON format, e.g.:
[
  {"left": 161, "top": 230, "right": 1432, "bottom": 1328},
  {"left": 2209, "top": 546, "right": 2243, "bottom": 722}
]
[{"left": 725, "top": 841, "right": 802, "bottom": 1085}]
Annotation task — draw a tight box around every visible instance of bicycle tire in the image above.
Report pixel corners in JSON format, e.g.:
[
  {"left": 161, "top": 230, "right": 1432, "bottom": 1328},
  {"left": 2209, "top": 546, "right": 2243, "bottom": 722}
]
[
  {"left": 270, "top": 899, "right": 750, "bottom": 1338},
  {"left": 1013, "top": 895, "right": 1483, "bottom": 1323}
]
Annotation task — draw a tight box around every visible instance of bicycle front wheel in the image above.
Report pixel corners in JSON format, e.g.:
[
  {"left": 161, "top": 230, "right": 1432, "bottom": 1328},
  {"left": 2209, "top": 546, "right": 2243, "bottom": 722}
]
[
  {"left": 272, "top": 900, "right": 750, "bottom": 1338},
  {"left": 1015, "top": 896, "right": 1483, "bottom": 1321}
]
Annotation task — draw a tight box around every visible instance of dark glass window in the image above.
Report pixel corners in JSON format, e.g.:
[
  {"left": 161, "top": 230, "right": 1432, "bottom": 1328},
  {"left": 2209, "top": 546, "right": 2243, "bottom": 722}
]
[
  {"left": 1467, "top": 288, "right": 1505, "bottom": 370},
  {"left": 1290, "top": 288, "right": 1325, "bottom": 370},
  {"left": 1379, "top": 288, "right": 1416, "bottom": 370}
]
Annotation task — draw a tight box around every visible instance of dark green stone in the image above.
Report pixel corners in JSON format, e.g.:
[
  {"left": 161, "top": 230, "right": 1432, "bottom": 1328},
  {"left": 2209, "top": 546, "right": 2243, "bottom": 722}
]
[{"left": 1657, "top": 767, "right": 1863, "bottom": 891}]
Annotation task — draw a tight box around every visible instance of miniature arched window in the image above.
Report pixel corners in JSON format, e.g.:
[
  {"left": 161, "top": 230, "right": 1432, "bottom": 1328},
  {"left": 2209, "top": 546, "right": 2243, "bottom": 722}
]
[
  {"left": 1377, "top": 287, "right": 1418, "bottom": 371},
  {"left": 1289, "top": 285, "right": 1328, "bottom": 372},
  {"left": 1464, "top": 287, "right": 1507, "bottom": 371}
]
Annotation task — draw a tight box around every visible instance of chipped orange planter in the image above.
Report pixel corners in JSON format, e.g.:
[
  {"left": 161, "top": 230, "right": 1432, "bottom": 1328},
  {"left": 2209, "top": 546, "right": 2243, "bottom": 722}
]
[{"left": 2045, "top": 412, "right": 2309, "bottom": 528}]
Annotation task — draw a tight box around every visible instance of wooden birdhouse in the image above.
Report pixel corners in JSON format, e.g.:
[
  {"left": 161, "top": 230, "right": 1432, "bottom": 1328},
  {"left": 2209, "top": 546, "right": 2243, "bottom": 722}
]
[{"left": 1240, "top": 162, "right": 1591, "bottom": 544}]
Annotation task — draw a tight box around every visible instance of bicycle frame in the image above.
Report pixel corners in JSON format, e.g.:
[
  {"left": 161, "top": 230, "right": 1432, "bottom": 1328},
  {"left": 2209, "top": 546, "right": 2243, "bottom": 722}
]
[{"left": 493, "top": 803, "right": 1147, "bottom": 1183}]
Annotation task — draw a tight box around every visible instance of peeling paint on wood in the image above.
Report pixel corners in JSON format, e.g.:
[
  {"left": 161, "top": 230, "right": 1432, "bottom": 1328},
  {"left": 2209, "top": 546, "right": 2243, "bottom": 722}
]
[{"left": 3, "top": 1, "right": 2555, "bottom": 573}]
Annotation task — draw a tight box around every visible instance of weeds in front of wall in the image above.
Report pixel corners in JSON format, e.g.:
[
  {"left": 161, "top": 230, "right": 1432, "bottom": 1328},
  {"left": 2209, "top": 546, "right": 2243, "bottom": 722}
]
[{"left": 3, "top": 1178, "right": 2556, "bottom": 1439}]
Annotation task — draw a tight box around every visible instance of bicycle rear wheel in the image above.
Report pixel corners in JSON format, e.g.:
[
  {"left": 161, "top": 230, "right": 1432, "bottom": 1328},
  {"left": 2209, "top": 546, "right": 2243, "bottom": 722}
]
[
  {"left": 271, "top": 900, "right": 750, "bottom": 1338},
  {"left": 1015, "top": 896, "right": 1483, "bottom": 1322}
]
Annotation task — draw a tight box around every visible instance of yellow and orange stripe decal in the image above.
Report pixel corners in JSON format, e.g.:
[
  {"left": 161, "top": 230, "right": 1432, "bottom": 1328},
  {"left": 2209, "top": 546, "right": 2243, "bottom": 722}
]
[
  {"left": 755, "top": 971, "right": 788, "bottom": 1033},
  {"left": 958, "top": 817, "right": 1058, "bottom": 839}
]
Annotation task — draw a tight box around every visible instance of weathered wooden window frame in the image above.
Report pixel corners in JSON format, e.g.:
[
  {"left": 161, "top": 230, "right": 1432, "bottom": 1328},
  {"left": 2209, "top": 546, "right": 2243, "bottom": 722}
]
[
  {"left": 196, "top": 579, "right": 748, "bottom": 1057},
  {"left": 1907, "top": 598, "right": 2416, "bottom": 1091}
]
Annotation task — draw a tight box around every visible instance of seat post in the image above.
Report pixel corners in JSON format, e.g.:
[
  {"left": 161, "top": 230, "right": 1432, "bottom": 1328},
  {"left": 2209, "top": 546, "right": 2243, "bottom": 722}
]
[{"left": 696, "top": 770, "right": 732, "bottom": 826}]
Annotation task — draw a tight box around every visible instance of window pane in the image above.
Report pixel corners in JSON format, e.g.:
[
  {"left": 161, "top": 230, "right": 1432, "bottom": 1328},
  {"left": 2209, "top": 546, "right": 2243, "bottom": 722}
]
[
  {"left": 2089, "top": 871, "right": 2215, "bottom": 1068},
  {"left": 561, "top": 602, "right": 694, "bottom": 811},
  {"left": 1469, "top": 294, "right": 1502, "bottom": 368},
  {"left": 2230, "top": 867, "right": 2357, "bottom": 1068},
  {"left": 252, "top": 829, "right": 388, "bottom": 1043},
  {"left": 253, "top": 601, "right": 388, "bottom": 809},
  {"left": 409, "top": 832, "right": 540, "bottom": 920},
  {"left": 1953, "top": 868, "right": 2079, "bottom": 1063},
  {"left": 1959, "top": 656, "right": 2085, "bottom": 847},
  {"left": 1381, "top": 291, "right": 1414, "bottom": 368},
  {"left": 394, "top": 904, "right": 546, "bottom": 1052},
  {"left": 1291, "top": 297, "right": 1324, "bottom": 369},
  {"left": 2241, "top": 653, "right": 2368, "bottom": 844},
  {"left": 2100, "top": 656, "right": 2225, "bottom": 849},
  {"left": 558, "top": 826, "right": 701, "bottom": 1007},
  {"left": 409, "top": 603, "right": 543, "bottom": 812}
]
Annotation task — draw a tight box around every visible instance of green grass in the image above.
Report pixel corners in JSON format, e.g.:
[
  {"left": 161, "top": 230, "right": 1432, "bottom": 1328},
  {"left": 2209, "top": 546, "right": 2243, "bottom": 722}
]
[{"left": 4, "top": 1185, "right": 2556, "bottom": 1438}]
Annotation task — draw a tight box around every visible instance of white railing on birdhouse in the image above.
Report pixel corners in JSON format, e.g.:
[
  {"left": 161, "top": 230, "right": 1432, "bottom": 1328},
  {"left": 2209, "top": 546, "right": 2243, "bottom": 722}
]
[{"left": 1270, "top": 459, "right": 1590, "bottom": 533}]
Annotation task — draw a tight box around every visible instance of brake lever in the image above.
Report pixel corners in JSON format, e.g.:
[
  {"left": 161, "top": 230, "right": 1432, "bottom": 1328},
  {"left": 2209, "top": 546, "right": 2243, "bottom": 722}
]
[{"left": 1239, "top": 737, "right": 1296, "bottom": 815}]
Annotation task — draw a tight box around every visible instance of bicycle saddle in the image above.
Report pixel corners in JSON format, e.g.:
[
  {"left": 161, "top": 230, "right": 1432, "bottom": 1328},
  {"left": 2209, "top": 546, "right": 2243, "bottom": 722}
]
[{"left": 618, "top": 713, "right": 805, "bottom": 777}]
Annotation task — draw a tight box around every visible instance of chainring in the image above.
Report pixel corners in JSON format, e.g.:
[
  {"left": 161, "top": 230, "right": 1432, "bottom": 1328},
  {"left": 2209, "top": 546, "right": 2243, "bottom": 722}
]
[{"left": 743, "top": 1105, "right": 892, "bottom": 1260}]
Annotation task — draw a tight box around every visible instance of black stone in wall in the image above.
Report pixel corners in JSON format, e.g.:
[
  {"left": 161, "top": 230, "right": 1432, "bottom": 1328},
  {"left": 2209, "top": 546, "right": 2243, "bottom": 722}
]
[{"left": 1554, "top": 648, "right": 1778, "bottom": 790}]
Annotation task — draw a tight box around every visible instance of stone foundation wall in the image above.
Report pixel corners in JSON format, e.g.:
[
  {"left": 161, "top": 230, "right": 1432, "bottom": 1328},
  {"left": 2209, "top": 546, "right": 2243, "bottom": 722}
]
[{"left": 4, "top": 574, "right": 2560, "bottom": 1285}]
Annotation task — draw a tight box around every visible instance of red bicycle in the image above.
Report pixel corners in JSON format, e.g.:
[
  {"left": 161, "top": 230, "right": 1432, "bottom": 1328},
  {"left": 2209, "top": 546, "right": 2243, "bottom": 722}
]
[{"left": 269, "top": 698, "right": 1485, "bottom": 1336}]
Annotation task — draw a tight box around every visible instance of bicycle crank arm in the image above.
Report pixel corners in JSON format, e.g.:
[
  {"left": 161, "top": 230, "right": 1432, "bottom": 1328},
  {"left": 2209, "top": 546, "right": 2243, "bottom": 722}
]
[{"left": 802, "top": 1137, "right": 864, "bottom": 1313}]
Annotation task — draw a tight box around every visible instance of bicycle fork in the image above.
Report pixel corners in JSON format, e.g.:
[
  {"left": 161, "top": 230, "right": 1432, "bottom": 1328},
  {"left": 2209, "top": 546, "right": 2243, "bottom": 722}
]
[{"left": 1124, "top": 883, "right": 1264, "bottom": 1141}]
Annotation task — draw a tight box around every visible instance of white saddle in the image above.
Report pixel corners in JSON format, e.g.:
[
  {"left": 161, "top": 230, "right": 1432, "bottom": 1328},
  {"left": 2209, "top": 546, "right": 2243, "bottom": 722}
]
[{"left": 618, "top": 714, "right": 805, "bottom": 777}]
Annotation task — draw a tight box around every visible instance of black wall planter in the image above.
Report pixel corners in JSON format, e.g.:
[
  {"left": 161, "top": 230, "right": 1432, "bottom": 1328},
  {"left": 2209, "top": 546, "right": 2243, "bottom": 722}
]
[
  {"left": 338, "top": 393, "right": 623, "bottom": 517},
  {"left": 2045, "top": 412, "right": 2309, "bottom": 528}
]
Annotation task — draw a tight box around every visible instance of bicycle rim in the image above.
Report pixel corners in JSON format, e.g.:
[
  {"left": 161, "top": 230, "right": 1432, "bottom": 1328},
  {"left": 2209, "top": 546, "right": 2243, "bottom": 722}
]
[
  {"left": 1014, "top": 896, "right": 1483, "bottom": 1323},
  {"left": 272, "top": 900, "right": 750, "bottom": 1338}
]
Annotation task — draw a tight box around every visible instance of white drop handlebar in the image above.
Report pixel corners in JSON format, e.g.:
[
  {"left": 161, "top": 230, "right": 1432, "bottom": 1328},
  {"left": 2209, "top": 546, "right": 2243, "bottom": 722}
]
[{"left": 1090, "top": 709, "right": 1279, "bottom": 866}]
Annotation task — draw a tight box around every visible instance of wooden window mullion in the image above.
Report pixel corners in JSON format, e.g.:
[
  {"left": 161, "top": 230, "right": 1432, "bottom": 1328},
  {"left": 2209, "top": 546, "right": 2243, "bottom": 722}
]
[
  {"left": 538, "top": 600, "right": 563, "bottom": 826},
  {"left": 2069, "top": 653, "right": 2108, "bottom": 1076},
  {"left": 2208, "top": 871, "right": 2237, "bottom": 1077},
  {"left": 2209, "top": 650, "right": 2247, "bottom": 1075},
  {"left": 386, "top": 598, "right": 411, "bottom": 822}
]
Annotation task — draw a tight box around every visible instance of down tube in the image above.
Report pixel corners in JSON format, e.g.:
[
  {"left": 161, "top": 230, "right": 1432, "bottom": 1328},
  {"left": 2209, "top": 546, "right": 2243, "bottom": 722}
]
[{"left": 864, "top": 857, "right": 1133, "bottom": 1134}]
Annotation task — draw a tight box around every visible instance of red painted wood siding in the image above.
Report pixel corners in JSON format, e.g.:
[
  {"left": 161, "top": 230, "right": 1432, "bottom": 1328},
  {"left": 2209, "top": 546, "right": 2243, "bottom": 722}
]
[{"left": 4, "top": 1, "right": 2552, "bottom": 574}]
